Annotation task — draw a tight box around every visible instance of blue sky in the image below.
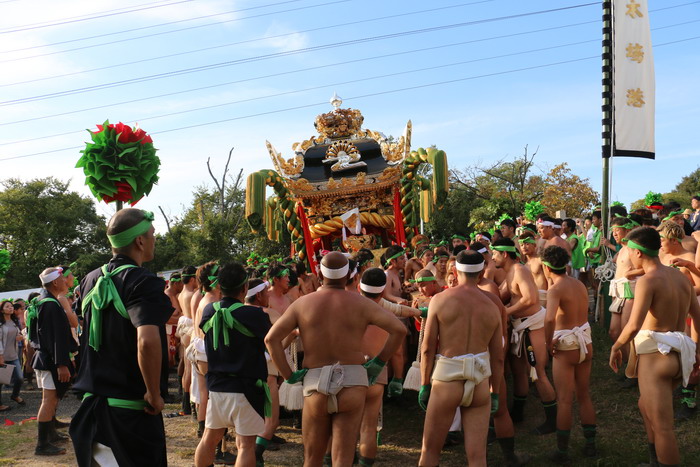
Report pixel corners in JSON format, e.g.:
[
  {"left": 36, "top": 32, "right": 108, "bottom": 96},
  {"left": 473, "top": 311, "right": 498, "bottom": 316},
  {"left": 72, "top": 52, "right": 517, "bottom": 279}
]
[{"left": 0, "top": 0, "right": 698, "bottom": 232}]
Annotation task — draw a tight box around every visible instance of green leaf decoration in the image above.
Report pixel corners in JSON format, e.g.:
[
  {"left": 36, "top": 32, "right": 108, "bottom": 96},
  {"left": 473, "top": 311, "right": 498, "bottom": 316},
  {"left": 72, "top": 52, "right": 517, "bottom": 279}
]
[
  {"left": 644, "top": 191, "right": 662, "bottom": 206},
  {"left": 611, "top": 201, "right": 624, "bottom": 208},
  {"left": 76, "top": 120, "right": 160, "bottom": 205},
  {"left": 0, "top": 249, "right": 10, "bottom": 278},
  {"left": 524, "top": 201, "right": 545, "bottom": 222}
]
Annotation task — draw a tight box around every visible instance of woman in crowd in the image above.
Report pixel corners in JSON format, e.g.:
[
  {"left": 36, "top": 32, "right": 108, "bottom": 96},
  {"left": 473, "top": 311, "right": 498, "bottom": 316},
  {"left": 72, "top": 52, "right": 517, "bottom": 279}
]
[{"left": 0, "top": 298, "right": 25, "bottom": 410}]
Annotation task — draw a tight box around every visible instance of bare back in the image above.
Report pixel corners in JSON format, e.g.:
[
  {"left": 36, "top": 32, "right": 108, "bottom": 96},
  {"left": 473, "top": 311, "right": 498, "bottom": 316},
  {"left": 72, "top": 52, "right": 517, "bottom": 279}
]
[
  {"left": 638, "top": 266, "right": 694, "bottom": 332},
  {"left": 549, "top": 275, "right": 589, "bottom": 330},
  {"left": 179, "top": 287, "right": 196, "bottom": 319},
  {"left": 293, "top": 289, "right": 389, "bottom": 368},
  {"left": 193, "top": 291, "right": 218, "bottom": 339},
  {"left": 546, "top": 235, "right": 571, "bottom": 254},
  {"left": 429, "top": 285, "right": 501, "bottom": 357}
]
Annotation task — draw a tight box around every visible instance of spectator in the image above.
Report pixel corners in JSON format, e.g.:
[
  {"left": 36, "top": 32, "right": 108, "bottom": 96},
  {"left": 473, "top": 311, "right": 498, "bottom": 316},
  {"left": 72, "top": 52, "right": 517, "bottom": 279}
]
[{"left": 0, "top": 299, "right": 25, "bottom": 410}]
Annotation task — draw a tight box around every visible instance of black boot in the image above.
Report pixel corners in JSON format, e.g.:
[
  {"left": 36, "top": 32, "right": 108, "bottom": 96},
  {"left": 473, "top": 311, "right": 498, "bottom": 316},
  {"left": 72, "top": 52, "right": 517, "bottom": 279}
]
[
  {"left": 533, "top": 400, "right": 557, "bottom": 435},
  {"left": 197, "top": 420, "right": 205, "bottom": 438},
  {"left": 214, "top": 439, "right": 236, "bottom": 465},
  {"left": 358, "top": 455, "right": 375, "bottom": 466},
  {"left": 322, "top": 454, "right": 332, "bottom": 466},
  {"left": 552, "top": 429, "right": 569, "bottom": 462},
  {"left": 645, "top": 443, "right": 659, "bottom": 467},
  {"left": 35, "top": 421, "right": 66, "bottom": 456},
  {"left": 510, "top": 395, "right": 527, "bottom": 423},
  {"left": 497, "top": 437, "right": 530, "bottom": 467},
  {"left": 581, "top": 424, "right": 597, "bottom": 457},
  {"left": 182, "top": 392, "right": 191, "bottom": 415},
  {"left": 49, "top": 419, "right": 69, "bottom": 443},
  {"left": 53, "top": 416, "right": 70, "bottom": 429}
]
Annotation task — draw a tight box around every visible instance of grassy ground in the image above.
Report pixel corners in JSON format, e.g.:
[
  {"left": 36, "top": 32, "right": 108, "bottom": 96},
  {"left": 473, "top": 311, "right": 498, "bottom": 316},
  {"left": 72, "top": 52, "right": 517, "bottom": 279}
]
[{"left": 1, "top": 323, "right": 699, "bottom": 465}]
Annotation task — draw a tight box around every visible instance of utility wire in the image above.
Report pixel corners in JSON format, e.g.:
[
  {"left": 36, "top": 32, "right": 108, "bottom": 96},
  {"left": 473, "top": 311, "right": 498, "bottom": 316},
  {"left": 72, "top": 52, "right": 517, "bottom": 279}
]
[
  {"left": 0, "top": 3, "right": 600, "bottom": 106},
  {"left": 0, "top": 0, "right": 350, "bottom": 57},
  {"left": 0, "top": 35, "right": 696, "bottom": 162},
  {"left": 0, "top": 0, "right": 493, "bottom": 84},
  {"left": 1, "top": 17, "right": 696, "bottom": 127},
  {"left": 0, "top": 0, "right": 193, "bottom": 34}
]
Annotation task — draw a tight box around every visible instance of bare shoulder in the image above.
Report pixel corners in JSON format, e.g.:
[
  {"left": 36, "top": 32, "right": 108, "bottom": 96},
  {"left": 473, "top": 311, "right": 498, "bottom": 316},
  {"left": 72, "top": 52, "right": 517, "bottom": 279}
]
[{"left": 480, "top": 289, "right": 504, "bottom": 309}]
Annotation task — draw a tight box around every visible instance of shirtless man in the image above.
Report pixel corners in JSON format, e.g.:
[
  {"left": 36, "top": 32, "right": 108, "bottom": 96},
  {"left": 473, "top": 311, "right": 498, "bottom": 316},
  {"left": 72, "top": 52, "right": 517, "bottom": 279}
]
[
  {"left": 610, "top": 227, "right": 700, "bottom": 467},
  {"left": 606, "top": 217, "right": 643, "bottom": 387},
  {"left": 542, "top": 246, "right": 597, "bottom": 462},
  {"left": 383, "top": 245, "right": 408, "bottom": 305},
  {"left": 412, "top": 269, "right": 442, "bottom": 310},
  {"left": 177, "top": 266, "right": 198, "bottom": 416},
  {"left": 417, "top": 247, "right": 437, "bottom": 276},
  {"left": 345, "top": 259, "right": 360, "bottom": 293},
  {"left": 500, "top": 219, "right": 517, "bottom": 241},
  {"left": 471, "top": 243, "right": 506, "bottom": 288},
  {"left": 451, "top": 235, "right": 467, "bottom": 250},
  {"left": 405, "top": 250, "right": 426, "bottom": 285},
  {"left": 519, "top": 231, "right": 548, "bottom": 307},
  {"left": 267, "top": 263, "right": 292, "bottom": 314},
  {"left": 657, "top": 221, "right": 700, "bottom": 420},
  {"left": 433, "top": 249, "right": 450, "bottom": 288},
  {"left": 418, "top": 251, "right": 504, "bottom": 467},
  {"left": 297, "top": 261, "right": 319, "bottom": 296},
  {"left": 192, "top": 262, "right": 222, "bottom": 439},
  {"left": 663, "top": 209, "right": 698, "bottom": 253},
  {"left": 491, "top": 238, "right": 557, "bottom": 434},
  {"left": 164, "top": 272, "right": 183, "bottom": 369},
  {"left": 538, "top": 215, "right": 571, "bottom": 254},
  {"left": 357, "top": 268, "right": 419, "bottom": 464},
  {"left": 265, "top": 252, "right": 406, "bottom": 467}
]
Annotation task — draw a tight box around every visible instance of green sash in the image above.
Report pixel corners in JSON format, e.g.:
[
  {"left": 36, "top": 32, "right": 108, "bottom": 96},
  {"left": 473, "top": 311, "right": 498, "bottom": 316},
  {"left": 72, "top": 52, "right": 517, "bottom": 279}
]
[
  {"left": 26, "top": 297, "right": 60, "bottom": 342},
  {"left": 201, "top": 302, "right": 251, "bottom": 350},
  {"left": 81, "top": 264, "right": 137, "bottom": 351},
  {"left": 82, "top": 392, "right": 148, "bottom": 410}
]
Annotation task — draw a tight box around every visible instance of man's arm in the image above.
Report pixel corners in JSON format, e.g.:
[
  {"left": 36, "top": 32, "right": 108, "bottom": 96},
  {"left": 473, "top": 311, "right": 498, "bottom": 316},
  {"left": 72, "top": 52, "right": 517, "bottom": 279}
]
[
  {"left": 382, "top": 274, "right": 407, "bottom": 304},
  {"left": 265, "top": 304, "right": 300, "bottom": 380},
  {"left": 367, "top": 300, "right": 407, "bottom": 362},
  {"left": 505, "top": 268, "right": 538, "bottom": 316},
  {"left": 420, "top": 297, "right": 440, "bottom": 386},
  {"left": 544, "top": 286, "right": 561, "bottom": 354},
  {"left": 137, "top": 325, "right": 164, "bottom": 415},
  {"left": 57, "top": 296, "right": 79, "bottom": 328},
  {"left": 487, "top": 312, "right": 504, "bottom": 395}
]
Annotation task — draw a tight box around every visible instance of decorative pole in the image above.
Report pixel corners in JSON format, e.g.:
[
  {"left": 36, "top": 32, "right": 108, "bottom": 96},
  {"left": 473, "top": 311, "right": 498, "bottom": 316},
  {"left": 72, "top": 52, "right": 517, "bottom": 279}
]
[{"left": 601, "top": 0, "right": 613, "bottom": 238}]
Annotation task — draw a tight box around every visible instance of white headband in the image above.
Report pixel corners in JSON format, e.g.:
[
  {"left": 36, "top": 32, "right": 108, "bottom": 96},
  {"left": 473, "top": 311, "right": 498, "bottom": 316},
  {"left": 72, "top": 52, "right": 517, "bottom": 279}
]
[
  {"left": 321, "top": 263, "right": 349, "bottom": 279},
  {"left": 245, "top": 281, "right": 269, "bottom": 299},
  {"left": 40, "top": 269, "right": 62, "bottom": 284},
  {"left": 360, "top": 282, "right": 386, "bottom": 294},
  {"left": 349, "top": 265, "right": 358, "bottom": 279},
  {"left": 477, "top": 247, "right": 487, "bottom": 254},
  {"left": 537, "top": 221, "right": 554, "bottom": 227},
  {"left": 455, "top": 262, "right": 484, "bottom": 273}
]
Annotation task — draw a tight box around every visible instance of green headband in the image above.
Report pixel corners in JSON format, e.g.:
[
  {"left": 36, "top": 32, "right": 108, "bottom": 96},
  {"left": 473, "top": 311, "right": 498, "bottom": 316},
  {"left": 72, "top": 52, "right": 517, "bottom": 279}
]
[
  {"left": 451, "top": 235, "right": 466, "bottom": 241},
  {"left": 276, "top": 268, "right": 289, "bottom": 278},
  {"left": 414, "top": 238, "right": 428, "bottom": 246},
  {"left": 419, "top": 249, "right": 432, "bottom": 258},
  {"left": 208, "top": 264, "right": 220, "bottom": 288},
  {"left": 107, "top": 211, "right": 155, "bottom": 248},
  {"left": 62, "top": 268, "right": 72, "bottom": 277},
  {"left": 410, "top": 276, "right": 437, "bottom": 283},
  {"left": 522, "top": 226, "right": 536, "bottom": 234},
  {"left": 432, "top": 253, "right": 449, "bottom": 264},
  {"left": 181, "top": 273, "right": 196, "bottom": 278},
  {"left": 663, "top": 210, "right": 684, "bottom": 221},
  {"left": 437, "top": 240, "right": 449, "bottom": 247},
  {"left": 491, "top": 245, "right": 517, "bottom": 253},
  {"left": 384, "top": 250, "right": 405, "bottom": 267},
  {"left": 518, "top": 237, "right": 537, "bottom": 245},
  {"left": 623, "top": 238, "right": 659, "bottom": 257},
  {"left": 542, "top": 260, "right": 566, "bottom": 271},
  {"left": 169, "top": 276, "right": 182, "bottom": 283}
]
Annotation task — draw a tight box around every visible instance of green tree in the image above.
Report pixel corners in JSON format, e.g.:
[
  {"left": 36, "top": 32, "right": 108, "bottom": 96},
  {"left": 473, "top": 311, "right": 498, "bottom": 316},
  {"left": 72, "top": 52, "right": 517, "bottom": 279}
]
[
  {"left": 0, "top": 177, "right": 109, "bottom": 290},
  {"left": 541, "top": 163, "right": 599, "bottom": 218}
]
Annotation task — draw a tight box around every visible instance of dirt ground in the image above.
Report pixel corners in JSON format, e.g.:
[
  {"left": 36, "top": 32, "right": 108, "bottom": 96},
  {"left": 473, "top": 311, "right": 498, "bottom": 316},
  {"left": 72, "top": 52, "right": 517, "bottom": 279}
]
[{"left": 2, "top": 324, "right": 700, "bottom": 465}]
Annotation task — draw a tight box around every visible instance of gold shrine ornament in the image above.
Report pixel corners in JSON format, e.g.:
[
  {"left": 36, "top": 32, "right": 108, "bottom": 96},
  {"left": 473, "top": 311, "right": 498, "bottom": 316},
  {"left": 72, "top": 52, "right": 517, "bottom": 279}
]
[{"left": 323, "top": 141, "right": 367, "bottom": 173}]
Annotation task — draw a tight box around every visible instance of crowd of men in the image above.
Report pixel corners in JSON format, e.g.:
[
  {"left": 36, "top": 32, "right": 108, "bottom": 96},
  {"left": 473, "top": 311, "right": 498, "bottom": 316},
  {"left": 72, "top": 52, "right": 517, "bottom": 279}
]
[{"left": 17, "top": 194, "right": 700, "bottom": 466}]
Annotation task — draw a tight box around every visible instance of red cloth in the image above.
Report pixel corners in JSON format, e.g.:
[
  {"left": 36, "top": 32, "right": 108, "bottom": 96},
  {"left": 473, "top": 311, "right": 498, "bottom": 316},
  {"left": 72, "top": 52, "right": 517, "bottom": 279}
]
[
  {"left": 393, "top": 188, "right": 407, "bottom": 248},
  {"left": 296, "top": 203, "right": 318, "bottom": 275}
]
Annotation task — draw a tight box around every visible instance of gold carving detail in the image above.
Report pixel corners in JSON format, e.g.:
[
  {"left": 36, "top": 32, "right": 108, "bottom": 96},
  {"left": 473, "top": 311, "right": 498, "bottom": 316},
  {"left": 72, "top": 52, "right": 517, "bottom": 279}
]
[
  {"left": 266, "top": 141, "right": 304, "bottom": 179},
  {"left": 324, "top": 141, "right": 367, "bottom": 173},
  {"left": 378, "top": 166, "right": 402, "bottom": 182}
]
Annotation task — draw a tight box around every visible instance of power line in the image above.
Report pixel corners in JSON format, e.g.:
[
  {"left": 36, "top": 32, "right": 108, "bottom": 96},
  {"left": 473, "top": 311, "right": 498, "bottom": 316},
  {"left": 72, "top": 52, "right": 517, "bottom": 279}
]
[
  {"left": 0, "top": 0, "right": 193, "bottom": 34},
  {"left": 0, "top": 19, "right": 600, "bottom": 126},
  {"left": 1, "top": 0, "right": 494, "bottom": 85},
  {"left": 0, "top": 38, "right": 604, "bottom": 146},
  {"left": 1, "top": 16, "right": 696, "bottom": 127},
  {"left": 0, "top": 0, "right": 351, "bottom": 58},
  {"left": 0, "top": 35, "right": 696, "bottom": 162},
  {"left": 0, "top": 3, "right": 600, "bottom": 106}
]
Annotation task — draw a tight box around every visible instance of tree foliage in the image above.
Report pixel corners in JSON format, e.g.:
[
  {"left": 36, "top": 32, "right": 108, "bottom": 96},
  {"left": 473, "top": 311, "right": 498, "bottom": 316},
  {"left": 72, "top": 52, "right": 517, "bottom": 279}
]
[{"left": 0, "top": 178, "right": 109, "bottom": 290}]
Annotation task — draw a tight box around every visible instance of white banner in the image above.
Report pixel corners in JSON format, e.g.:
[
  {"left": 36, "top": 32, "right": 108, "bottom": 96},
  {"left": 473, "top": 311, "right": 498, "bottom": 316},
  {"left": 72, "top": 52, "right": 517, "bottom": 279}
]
[{"left": 613, "top": 0, "right": 655, "bottom": 159}]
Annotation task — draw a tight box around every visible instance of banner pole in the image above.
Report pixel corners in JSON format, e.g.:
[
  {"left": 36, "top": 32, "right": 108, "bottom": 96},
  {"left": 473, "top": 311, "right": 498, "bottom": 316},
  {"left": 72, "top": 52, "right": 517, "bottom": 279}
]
[{"left": 601, "top": 0, "right": 613, "bottom": 238}]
